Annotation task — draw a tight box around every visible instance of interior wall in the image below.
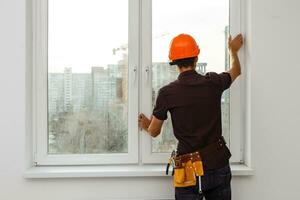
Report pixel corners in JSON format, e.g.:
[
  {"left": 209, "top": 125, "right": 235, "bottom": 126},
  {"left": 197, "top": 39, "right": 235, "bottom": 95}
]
[{"left": 0, "top": 0, "right": 300, "bottom": 199}]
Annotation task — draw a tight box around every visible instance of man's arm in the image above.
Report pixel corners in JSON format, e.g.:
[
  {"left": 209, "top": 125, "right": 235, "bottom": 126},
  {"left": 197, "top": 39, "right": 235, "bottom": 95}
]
[
  {"left": 138, "top": 114, "right": 164, "bottom": 137},
  {"left": 228, "top": 34, "right": 244, "bottom": 82}
]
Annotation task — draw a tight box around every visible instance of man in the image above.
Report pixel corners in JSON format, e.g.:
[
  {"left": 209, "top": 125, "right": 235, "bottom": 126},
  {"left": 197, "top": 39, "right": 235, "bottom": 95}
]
[{"left": 139, "top": 33, "right": 243, "bottom": 200}]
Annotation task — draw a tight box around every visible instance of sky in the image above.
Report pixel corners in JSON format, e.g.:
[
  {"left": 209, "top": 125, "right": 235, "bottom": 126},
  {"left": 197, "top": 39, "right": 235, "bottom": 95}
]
[{"left": 48, "top": 0, "right": 229, "bottom": 73}]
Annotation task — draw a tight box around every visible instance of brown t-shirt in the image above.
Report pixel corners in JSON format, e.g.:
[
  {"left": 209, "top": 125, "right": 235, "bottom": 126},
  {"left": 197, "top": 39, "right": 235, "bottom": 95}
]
[{"left": 153, "top": 70, "right": 232, "bottom": 169}]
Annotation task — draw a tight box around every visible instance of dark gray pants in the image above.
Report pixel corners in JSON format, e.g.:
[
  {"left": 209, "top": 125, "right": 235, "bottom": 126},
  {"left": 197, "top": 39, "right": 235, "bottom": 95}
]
[{"left": 175, "top": 164, "right": 231, "bottom": 200}]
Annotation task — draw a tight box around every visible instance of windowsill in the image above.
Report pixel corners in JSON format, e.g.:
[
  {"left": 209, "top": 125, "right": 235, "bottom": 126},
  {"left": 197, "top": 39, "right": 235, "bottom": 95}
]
[{"left": 23, "top": 163, "right": 253, "bottom": 179}]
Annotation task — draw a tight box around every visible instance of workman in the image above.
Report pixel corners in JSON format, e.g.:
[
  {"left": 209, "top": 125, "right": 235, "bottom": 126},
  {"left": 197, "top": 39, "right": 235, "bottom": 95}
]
[{"left": 138, "top": 33, "right": 243, "bottom": 199}]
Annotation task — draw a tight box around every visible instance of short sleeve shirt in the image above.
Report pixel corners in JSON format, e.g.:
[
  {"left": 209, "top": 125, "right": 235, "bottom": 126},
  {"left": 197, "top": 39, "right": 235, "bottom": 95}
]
[{"left": 152, "top": 70, "right": 232, "bottom": 169}]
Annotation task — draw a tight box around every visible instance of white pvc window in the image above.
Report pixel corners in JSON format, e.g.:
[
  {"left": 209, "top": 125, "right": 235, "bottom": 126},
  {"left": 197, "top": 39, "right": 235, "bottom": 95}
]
[{"left": 33, "top": 0, "right": 244, "bottom": 166}]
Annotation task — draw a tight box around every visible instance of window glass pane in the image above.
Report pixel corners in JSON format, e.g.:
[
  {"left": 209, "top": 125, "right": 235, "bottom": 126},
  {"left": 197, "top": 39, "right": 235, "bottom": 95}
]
[
  {"left": 48, "top": 0, "right": 128, "bottom": 154},
  {"left": 152, "top": 0, "right": 229, "bottom": 153}
]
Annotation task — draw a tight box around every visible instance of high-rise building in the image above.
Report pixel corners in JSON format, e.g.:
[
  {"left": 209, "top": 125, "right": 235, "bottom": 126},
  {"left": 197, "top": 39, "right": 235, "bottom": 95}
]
[
  {"left": 91, "top": 66, "right": 117, "bottom": 110},
  {"left": 48, "top": 73, "right": 64, "bottom": 114},
  {"left": 119, "top": 55, "right": 128, "bottom": 105},
  {"left": 64, "top": 68, "right": 72, "bottom": 111},
  {"left": 72, "top": 74, "right": 92, "bottom": 112},
  {"left": 197, "top": 63, "right": 207, "bottom": 75}
]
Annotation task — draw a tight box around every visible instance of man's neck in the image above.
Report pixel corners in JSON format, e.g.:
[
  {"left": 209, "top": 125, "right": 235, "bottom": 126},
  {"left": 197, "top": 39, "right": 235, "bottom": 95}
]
[{"left": 179, "top": 67, "right": 195, "bottom": 73}]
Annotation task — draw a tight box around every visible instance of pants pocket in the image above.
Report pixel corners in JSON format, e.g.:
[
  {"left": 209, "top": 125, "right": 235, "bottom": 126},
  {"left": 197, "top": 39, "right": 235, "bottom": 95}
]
[{"left": 217, "top": 165, "right": 232, "bottom": 182}]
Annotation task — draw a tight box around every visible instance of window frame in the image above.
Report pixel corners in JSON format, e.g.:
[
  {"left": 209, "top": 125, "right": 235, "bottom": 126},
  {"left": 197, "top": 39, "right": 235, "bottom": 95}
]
[
  {"left": 33, "top": 0, "right": 139, "bottom": 165},
  {"left": 33, "top": 0, "right": 245, "bottom": 166}
]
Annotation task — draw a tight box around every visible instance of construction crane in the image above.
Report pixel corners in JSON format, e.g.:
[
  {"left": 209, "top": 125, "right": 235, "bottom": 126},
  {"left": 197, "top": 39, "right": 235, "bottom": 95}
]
[
  {"left": 112, "top": 32, "right": 170, "bottom": 55},
  {"left": 112, "top": 44, "right": 128, "bottom": 55}
]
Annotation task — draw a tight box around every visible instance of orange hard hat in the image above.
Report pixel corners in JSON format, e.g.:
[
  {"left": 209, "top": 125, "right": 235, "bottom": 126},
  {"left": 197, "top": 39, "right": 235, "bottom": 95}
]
[{"left": 169, "top": 34, "right": 200, "bottom": 61}]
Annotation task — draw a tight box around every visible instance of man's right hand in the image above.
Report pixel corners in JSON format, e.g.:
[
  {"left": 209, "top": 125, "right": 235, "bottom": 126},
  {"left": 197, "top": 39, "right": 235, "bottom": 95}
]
[{"left": 228, "top": 34, "right": 244, "bottom": 53}]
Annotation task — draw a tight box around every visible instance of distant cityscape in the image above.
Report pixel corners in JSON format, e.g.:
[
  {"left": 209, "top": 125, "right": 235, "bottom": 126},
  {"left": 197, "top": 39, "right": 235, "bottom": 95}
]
[
  {"left": 48, "top": 26, "right": 230, "bottom": 154},
  {"left": 48, "top": 64, "right": 128, "bottom": 154}
]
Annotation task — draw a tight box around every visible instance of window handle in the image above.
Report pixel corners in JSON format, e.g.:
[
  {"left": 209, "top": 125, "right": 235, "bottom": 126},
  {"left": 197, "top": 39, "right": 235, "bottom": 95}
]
[
  {"left": 133, "top": 66, "right": 137, "bottom": 84},
  {"left": 145, "top": 65, "right": 151, "bottom": 83}
]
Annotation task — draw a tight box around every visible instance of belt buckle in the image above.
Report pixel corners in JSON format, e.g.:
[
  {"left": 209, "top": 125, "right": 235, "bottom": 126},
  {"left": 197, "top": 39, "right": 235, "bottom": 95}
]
[{"left": 174, "top": 159, "right": 181, "bottom": 168}]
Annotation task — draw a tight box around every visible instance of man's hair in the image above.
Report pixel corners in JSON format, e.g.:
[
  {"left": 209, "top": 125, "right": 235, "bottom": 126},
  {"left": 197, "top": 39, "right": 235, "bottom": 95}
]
[{"left": 169, "top": 57, "right": 197, "bottom": 68}]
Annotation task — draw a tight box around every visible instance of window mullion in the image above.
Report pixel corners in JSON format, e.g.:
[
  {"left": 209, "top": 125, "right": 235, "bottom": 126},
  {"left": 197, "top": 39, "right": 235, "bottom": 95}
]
[
  {"left": 140, "top": 0, "right": 156, "bottom": 163},
  {"left": 127, "top": 0, "right": 140, "bottom": 164}
]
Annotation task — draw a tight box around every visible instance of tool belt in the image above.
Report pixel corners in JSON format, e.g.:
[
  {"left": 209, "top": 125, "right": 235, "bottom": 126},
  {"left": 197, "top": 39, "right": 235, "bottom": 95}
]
[{"left": 166, "top": 136, "right": 228, "bottom": 187}]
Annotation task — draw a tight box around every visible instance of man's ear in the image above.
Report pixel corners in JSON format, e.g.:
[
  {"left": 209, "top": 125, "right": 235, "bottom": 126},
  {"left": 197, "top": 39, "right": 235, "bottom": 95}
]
[{"left": 194, "top": 57, "right": 198, "bottom": 68}]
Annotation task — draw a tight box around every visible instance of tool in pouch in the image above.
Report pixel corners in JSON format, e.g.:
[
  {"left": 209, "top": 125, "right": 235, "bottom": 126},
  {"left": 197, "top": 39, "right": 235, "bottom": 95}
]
[
  {"left": 166, "top": 150, "right": 176, "bottom": 176},
  {"left": 166, "top": 150, "right": 204, "bottom": 188}
]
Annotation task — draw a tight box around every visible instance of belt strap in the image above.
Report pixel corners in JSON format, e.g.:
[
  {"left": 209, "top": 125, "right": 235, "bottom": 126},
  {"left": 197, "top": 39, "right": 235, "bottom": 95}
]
[
  {"left": 199, "top": 136, "right": 227, "bottom": 158},
  {"left": 173, "top": 136, "right": 226, "bottom": 167},
  {"left": 166, "top": 136, "right": 227, "bottom": 173}
]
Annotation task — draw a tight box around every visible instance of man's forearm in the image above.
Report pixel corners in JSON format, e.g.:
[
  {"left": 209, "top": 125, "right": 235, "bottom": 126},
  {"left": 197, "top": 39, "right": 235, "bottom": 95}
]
[
  {"left": 148, "top": 118, "right": 163, "bottom": 138},
  {"left": 138, "top": 114, "right": 164, "bottom": 138},
  {"left": 228, "top": 51, "right": 241, "bottom": 82}
]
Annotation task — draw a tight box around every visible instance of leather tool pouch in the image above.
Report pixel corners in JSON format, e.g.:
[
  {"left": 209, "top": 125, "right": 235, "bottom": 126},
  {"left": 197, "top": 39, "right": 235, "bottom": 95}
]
[
  {"left": 168, "top": 136, "right": 229, "bottom": 187},
  {"left": 173, "top": 151, "right": 204, "bottom": 187}
]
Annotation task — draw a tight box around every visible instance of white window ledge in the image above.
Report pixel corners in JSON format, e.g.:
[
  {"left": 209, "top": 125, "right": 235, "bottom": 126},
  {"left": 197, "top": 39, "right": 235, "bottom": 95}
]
[{"left": 23, "top": 164, "right": 253, "bottom": 179}]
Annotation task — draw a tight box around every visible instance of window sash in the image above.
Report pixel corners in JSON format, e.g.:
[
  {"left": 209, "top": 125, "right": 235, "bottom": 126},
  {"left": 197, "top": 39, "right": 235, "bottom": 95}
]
[
  {"left": 33, "top": 0, "right": 139, "bottom": 165},
  {"left": 140, "top": 0, "right": 245, "bottom": 164}
]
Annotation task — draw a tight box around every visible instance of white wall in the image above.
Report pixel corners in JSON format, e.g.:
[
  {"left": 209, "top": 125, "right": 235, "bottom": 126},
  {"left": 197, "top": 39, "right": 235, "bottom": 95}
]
[{"left": 1, "top": 0, "right": 300, "bottom": 199}]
